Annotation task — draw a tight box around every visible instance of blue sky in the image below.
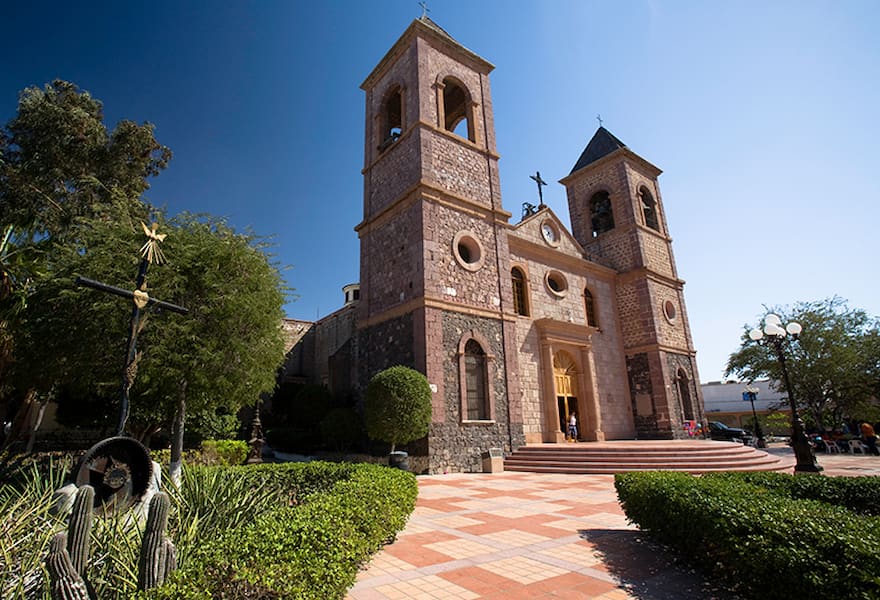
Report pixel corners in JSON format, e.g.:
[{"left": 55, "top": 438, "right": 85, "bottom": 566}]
[{"left": 3, "top": 1, "right": 878, "bottom": 383}]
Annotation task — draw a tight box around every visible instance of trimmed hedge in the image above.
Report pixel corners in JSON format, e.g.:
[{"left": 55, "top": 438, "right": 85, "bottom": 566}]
[
  {"left": 615, "top": 471, "right": 880, "bottom": 600},
  {"left": 705, "top": 471, "right": 880, "bottom": 516},
  {"left": 145, "top": 461, "right": 417, "bottom": 599}
]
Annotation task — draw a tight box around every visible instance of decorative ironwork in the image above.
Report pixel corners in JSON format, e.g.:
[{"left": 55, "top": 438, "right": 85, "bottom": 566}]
[{"left": 76, "top": 223, "right": 187, "bottom": 435}]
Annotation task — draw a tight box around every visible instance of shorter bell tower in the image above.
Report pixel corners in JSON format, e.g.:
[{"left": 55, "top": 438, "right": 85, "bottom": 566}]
[{"left": 561, "top": 127, "right": 703, "bottom": 438}]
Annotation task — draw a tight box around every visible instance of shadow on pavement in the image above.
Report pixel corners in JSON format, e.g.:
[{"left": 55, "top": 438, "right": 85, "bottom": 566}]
[{"left": 580, "top": 529, "right": 742, "bottom": 600}]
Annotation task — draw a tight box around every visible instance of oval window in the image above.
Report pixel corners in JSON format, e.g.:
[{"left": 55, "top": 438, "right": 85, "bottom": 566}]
[
  {"left": 452, "top": 231, "right": 484, "bottom": 271},
  {"left": 664, "top": 300, "right": 677, "bottom": 322},
  {"left": 546, "top": 271, "right": 568, "bottom": 297}
]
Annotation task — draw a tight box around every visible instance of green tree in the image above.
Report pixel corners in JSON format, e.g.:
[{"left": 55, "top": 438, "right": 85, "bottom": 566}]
[
  {"left": 364, "top": 366, "right": 432, "bottom": 453},
  {"left": 0, "top": 80, "right": 170, "bottom": 449},
  {"left": 726, "top": 297, "right": 880, "bottom": 431},
  {"left": 0, "top": 80, "right": 169, "bottom": 243},
  {"left": 132, "top": 212, "right": 287, "bottom": 482}
]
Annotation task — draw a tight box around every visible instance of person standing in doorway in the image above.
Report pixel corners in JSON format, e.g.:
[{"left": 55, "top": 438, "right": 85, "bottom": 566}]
[{"left": 568, "top": 412, "right": 578, "bottom": 442}]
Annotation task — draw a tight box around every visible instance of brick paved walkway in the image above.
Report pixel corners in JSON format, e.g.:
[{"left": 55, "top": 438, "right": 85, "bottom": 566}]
[{"left": 345, "top": 450, "right": 880, "bottom": 600}]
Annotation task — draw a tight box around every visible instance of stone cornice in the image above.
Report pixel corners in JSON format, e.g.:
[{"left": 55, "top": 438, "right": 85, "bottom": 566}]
[
  {"left": 508, "top": 235, "right": 618, "bottom": 279},
  {"left": 356, "top": 180, "right": 511, "bottom": 234},
  {"left": 616, "top": 266, "right": 685, "bottom": 288},
  {"left": 625, "top": 342, "right": 697, "bottom": 357},
  {"left": 357, "top": 295, "right": 516, "bottom": 329}
]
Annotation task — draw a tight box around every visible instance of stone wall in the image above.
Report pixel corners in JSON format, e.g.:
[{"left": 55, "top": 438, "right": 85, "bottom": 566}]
[
  {"left": 431, "top": 311, "right": 523, "bottom": 473},
  {"left": 356, "top": 314, "right": 415, "bottom": 394},
  {"left": 626, "top": 352, "right": 664, "bottom": 439}
]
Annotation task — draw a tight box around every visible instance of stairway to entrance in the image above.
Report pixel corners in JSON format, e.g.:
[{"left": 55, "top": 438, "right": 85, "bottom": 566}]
[{"left": 504, "top": 440, "right": 794, "bottom": 474}]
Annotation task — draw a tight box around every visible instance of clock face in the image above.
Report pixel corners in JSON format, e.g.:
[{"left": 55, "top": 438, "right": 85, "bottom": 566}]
[{"left": 542, "top": 222, "right": 557, "bottom": 243}]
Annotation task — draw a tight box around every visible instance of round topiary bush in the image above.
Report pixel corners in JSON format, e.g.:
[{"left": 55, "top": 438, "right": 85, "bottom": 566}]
[{"left": 364, "top": 366, "right": 432, "bottom": 452}]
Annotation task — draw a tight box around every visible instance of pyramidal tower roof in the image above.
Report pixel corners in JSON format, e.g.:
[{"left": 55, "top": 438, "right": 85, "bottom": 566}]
[{"left": 569, "top": 127, "right": 628, "bottom": 175}]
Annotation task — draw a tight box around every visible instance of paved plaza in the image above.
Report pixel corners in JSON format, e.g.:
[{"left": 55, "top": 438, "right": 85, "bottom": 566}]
[{"left": 345, "top": 450, "right": 880, "bottom": 600}]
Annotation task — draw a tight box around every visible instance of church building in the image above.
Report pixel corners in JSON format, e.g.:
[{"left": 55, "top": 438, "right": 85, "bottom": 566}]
[{"left": 281, "top": 17, "right": 704, "bottom": 473}]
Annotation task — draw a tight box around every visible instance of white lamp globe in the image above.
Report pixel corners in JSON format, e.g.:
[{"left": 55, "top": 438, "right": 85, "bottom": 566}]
[
  {"left": 765, "top": 314, "right": 782, "bottom": 326},
  {"left": 749, "top": 329, "right": 763, "bottom": 341},
  {"left": 786, "top": 322, "right": 802, "bottom": 335}
]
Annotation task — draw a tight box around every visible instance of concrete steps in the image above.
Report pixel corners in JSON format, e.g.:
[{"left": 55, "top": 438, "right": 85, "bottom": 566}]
[{"left": 504, "top": 440, "right": 794, "bottom": 474}]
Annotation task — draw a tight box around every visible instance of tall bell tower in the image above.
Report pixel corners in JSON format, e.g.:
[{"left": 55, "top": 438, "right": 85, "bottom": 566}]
[
  {"left": 356, "top": 17, "right": 524, "bottom": 471},
  {"left": 560, "top": 127, "right": 703, "bottom": 438}
]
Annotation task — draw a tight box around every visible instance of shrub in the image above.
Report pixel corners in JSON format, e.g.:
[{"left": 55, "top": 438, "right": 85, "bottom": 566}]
[
  {"left": 615, "top": 471, "right": 880, "bottom": 599},
  {"left": 147, "top": 462, "right": 417, "bottom": 599},
  {"left": 364, "top": 366, "right": 432, "bottom": 452},
  {"left": 320, "top": 407, "right": 362, "bottom": 451},
  {"left": 198, "top": 439, "right": 247, "bottom": 466},
  {"left": 705, "top": 471, "right": 880, "bottom": 516},
  {"left": 4, "top": 460, "right": 416, "bottom": 599}
]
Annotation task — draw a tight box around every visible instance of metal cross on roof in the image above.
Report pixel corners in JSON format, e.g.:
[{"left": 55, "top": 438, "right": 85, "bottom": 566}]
[
  {"left": 76, "top": 223, "right": 188, "bottom": 435},
  {"left": 419, "top": 1, "right": 429, "bottom": 18},
  {"left": 596, "top": 114, "right": 604, "bottom": 127},
  {"left": 529, "top": 171, "right": 548, "bottom": 208}
]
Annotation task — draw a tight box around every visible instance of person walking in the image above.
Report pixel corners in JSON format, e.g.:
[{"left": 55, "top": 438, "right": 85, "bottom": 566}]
[{"left": 568, "top": 412, "right": 578, "bottom": 442}]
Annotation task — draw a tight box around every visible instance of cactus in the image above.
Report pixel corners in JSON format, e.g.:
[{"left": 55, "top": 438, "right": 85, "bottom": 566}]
[
  {"left": 46, "top": 486, "right": 95, "bottom": 599},
  {"left": 137, "top": 492, "right": 176, "bottom": 590},
  {"left": 46, "top": 485, "right": 178, "bottom": 598},
  {"left": 67, "top": 485, "right": 94, "bottom": 576},
  {"left": 46, "top": 532, "right": 91, "bottom": 600}
]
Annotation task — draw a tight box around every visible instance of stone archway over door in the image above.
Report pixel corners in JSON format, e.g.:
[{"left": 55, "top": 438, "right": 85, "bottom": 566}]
[{"left": 553, "top": 351, "right": 581, "bottom": 441}]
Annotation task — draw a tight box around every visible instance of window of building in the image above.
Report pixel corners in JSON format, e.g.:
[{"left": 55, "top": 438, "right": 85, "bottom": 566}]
[
  {"left": 589, "top": 191, "right": 615, "bottom": 237},
  {"left": 663, "top": 299, "right": 677, "bottom": 323},
  {"left": 442, "top": 77, "right": 474, "bottom": 142},
  {"left": 379, "top": 86, "right": 403, "bottom": 151},
  {"left": 584, "top": 288, "right": 598, "bottom": 327},
  {"left": 464, "top": 339, "right": 489, "bottom": 420},
  {"left": 511, "top": 267, "right": 529, "bottom": 316},
  {"left": 639, "top": 186, "right": 660, "bottom": 231},
  {"left": 546, "top": 270, "right": 568, "bottom": 297},
  {"left": 452, "top": 231, "right": 484, "bottom": 271}
]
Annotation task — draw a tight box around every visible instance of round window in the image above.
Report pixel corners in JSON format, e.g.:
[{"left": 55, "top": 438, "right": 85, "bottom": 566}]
[
  {"left": 545, "top": 271, "right": 568, "bottom": 297},
  {"left": 663, "top": 300, "right": 677, "bottom": 322},
  {"left": 452, "top": 231, "right": 484, "bottom": 271}
]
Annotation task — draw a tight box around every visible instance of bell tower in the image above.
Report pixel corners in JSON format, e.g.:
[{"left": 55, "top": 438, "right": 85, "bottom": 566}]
[
  {"left": 356, "top": 17, "right": 524, "bottom": 471},
  {"left": 560, "top": 127, "right": 703, "bottom": 438}
]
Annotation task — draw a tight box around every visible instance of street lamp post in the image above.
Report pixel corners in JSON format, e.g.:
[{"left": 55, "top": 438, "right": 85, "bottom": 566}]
[
  {"left": 742, "top": 385, "right": 766, "bottom": 448},
  {"left": 748, "top": 314, "right": 822, "bottom": 473}
]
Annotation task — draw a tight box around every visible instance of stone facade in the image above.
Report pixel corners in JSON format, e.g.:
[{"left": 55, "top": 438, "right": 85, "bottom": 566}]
[{"left": 280, "top": 17, "right": 704, "bottom": 470}]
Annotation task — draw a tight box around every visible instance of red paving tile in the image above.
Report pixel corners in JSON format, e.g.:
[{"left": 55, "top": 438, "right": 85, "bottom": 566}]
[{"left": 345, "top": 451, "right": 880, "bottom": 600}]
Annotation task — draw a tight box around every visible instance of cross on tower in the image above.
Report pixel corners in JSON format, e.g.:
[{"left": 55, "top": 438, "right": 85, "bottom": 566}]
[
  {"left": 529, "top": 171, "right": 548, "bottom": 208},
  {"left": 76, "top": 222, "right": 188, "bottom": 435},
  {"left": 419, "top": 1, "right": 429, "bottom": 18},
  {"left": 596, "top": 114, "right": 603, "bottom": 127}
]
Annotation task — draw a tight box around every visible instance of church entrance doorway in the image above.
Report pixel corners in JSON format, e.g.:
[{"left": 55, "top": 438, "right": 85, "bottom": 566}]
[{"left": 554, "top": 351, "right": 580, "bottom": 441}]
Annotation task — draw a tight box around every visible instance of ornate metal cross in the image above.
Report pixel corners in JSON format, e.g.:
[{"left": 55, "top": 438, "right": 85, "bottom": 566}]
[
  {"left": 76, "top": 223, "right": 188, "bottom": 435},
  {"left": 419, "top": 1, "right": 430, "bottom": 18},
  {"left": 529, "top": 171, "right": 548, "bottom": 208},
  {"left": 596, "top": 114, "right": 603, "bottom": 127}
]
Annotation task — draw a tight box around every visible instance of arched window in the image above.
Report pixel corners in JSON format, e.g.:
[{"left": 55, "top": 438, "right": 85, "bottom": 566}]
[
  {"left": 639, "top": 186, "right": 659, "bottom": 231},
  {"left": 442, "top": 77, "right": 474, "bottom": 142},
  {"left": 464, "top": 339, "right": 489, "bottom": 421},
  {"left": 584, "top": 288, "right": 598, "bottom": 327},
  {"left": 379, "top": 86, "right": 403, "bottom": 151},
  {"left": 589, "top": 191, "right": 614, "bottom": 237},
  {"left": 511, "top": 267, "right": 529, "bottom": 316}
]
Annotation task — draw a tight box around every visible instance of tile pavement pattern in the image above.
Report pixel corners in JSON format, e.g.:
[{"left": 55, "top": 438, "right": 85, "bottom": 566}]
[{"left": 345, "top": 452, "right": 880, "bottom": 600}]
